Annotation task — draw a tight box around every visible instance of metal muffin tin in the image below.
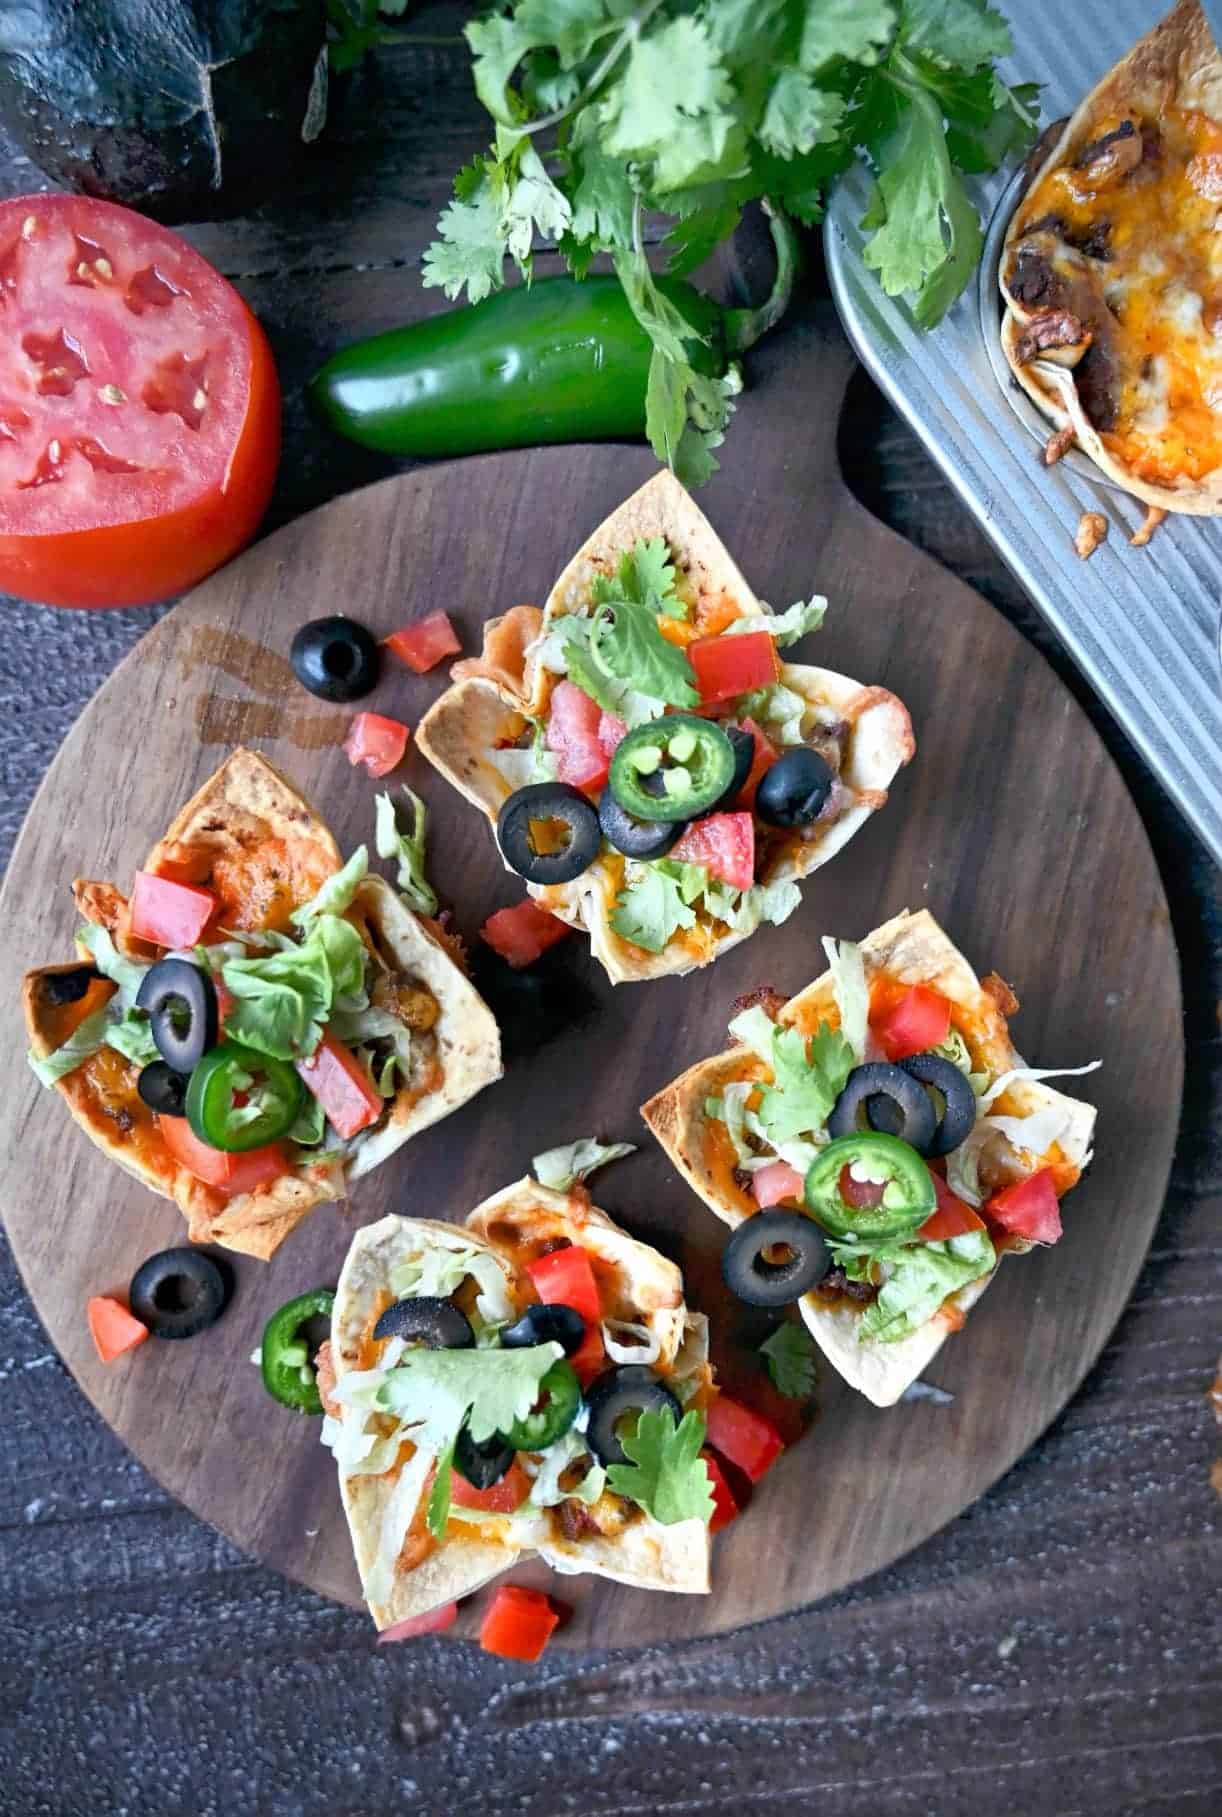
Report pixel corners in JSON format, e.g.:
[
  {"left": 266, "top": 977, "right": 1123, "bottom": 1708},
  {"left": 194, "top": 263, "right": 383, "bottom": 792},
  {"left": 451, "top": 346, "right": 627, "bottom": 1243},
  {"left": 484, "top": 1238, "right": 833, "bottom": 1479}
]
[{"left": 825, "top": 2, "right": 1222, "bottom": 864}]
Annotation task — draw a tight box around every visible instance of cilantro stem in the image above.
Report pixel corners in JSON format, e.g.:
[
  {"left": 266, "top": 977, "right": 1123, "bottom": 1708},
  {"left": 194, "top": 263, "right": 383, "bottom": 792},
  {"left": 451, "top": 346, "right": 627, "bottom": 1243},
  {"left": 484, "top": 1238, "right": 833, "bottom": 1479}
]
[
  {"left": 519, "top": 0, "right": 666, "bottom": 141},
  {"left": 723, "top": 204, "right": 800, "bottom": 357}
]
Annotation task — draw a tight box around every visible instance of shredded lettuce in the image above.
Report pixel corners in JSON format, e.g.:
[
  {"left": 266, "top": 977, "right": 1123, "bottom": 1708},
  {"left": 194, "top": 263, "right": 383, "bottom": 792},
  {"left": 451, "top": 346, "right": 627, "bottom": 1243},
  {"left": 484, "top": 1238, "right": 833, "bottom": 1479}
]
[
  {"left": 529, "top": 1427, "right": 606, "bottom": 1509},
  {"left": 290, "top": 847, "right": 369, "bottom": 927},
  {"left": 288, "top": 1094, "right": 327, "bottom": 1147},
  {"left": 979, "top": 1060, "right": 1101, "bottom": 1112},
  {"left": 104, "top": 1010, "right": 160, "bottom": 1068},
  {"left": 76, "top": 923, "right": 148, "bottom": 1009},
  {"left": 374, "top": 788, "right": 439, "bottom": 916},
  {"left": 27, "top": 1005, "right": 112, "bottom": 1087},
  {"left": 833, "top": 1228, "right": 995, "bottom": 1344},
  {"left": 724, "top": 598, "right": 826, "bottom": 647},
  {"left": 488, "top": 733, "right": 559, "bottom": 791},
  {"left": 736, "top": 680, "right": 808, "bottom": 746},
  {"left": 600, "top": 1319, "right": 661, "bottom": 1366},
  {"left": 221, "top": 914, "right": 366, "bottom": 1060},
  {"left": 532, "top": 1136, "right": 636, "bottom": 1192},
  {"left": 388, "top": 1244, "right": 514, "bottom": 1326},
  {"left": 821, "top": 936, "right": 868, "bottom": 1063},
  {"left": 329, "top": 1002, "right": 412, "bottom": 1085},
  {"left": 727, "top": 1003, "right": 776, "bottom": 1063},
  {"left": 933, "top": 1027, "right": 990, "bottom": 1095}
]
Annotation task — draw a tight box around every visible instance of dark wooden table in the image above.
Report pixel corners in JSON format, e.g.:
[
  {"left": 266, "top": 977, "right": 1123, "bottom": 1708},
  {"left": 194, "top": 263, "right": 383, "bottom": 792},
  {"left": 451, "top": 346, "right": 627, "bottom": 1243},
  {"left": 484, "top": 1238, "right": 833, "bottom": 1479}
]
[{"left": 2, "top": 13, "right": 1218, "bottom": 1814}]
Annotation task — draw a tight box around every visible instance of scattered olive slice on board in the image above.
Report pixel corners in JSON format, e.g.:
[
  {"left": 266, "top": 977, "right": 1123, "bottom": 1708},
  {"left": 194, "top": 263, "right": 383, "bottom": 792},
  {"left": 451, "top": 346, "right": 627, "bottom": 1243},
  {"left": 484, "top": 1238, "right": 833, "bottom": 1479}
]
[
  {"left": 496, "top": 782, "right": 602, "bottom": 884},
  {"left": 128, "top": 1247, "right": 229, "bottom": 1340},
  {"left": 827, "top": 1061, "right": 938, "bottom": 1153},
  {"left": 136, "top": 1060, "right": 190, "bottom": 1116},
  {"left": 722, "top": 1209, "right": 830, "bottom": 1308},
  {"left": 501, "top": 1302, "right": 586, "bottom": 1356},
  {"left": 584, "top": 1364, "right": 681, "bottom": 1467},
  {"left": 900, "top": 1052, "right": 977, "bottom": 1157},
  {"left": 290, "top": 615, "right": 380, "bottom": 702},
  {"left": 597, "top": 787, "right": 684, "bottom": 861},
  {"left": 135, "top": 958, "right": 218, "bottom": 1074},
  {"left": 455, "top": 1425, "right": 515, "bottom": 1489},
  {"left": 754, "top": 747, "right": 833, "bottom": 827},
  {"left": 372, "top": 1296, "right": 475, "bottom": 1348}
]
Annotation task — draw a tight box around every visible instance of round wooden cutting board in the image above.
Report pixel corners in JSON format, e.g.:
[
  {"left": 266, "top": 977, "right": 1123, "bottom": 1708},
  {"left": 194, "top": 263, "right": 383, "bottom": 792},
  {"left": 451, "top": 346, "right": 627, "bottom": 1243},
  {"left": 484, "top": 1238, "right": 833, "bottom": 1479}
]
[{"left": 0, "top": 306, "right": 1182, "bottom": 1650}]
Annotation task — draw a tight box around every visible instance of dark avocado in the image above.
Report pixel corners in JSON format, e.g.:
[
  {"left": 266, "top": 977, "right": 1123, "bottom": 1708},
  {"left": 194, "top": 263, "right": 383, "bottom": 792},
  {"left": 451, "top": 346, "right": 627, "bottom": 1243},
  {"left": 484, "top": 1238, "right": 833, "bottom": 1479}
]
[{"left": 0, "top": 2, "right": 329, "bottom": 222}]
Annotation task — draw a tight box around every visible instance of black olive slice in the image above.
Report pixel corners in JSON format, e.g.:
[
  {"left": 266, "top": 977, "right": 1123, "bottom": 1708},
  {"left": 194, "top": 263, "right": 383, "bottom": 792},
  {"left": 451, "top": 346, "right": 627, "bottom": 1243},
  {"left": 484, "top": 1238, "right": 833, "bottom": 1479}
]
[
  {"left": 136, "top": 1060, "right": 190, "bottom": 1116},
  {"left": 709, "top": 725, "right": 755, "bottom": 812},
  {"left": 501, "top": 1302, "right": 586, "bottom": 1356},
  {"left": 135, "top": 958, "right": 218, "bottom": 1074},
  {"left": 900, "top": 1052, "right": 978, "bottom": 1157},
  {"left": 754, "top": 747, "right": 834, "bottom": 828},
  {"left": 39, "top": 963, "right": 102, "bottom": 1006},
  {"left": 597, "top": 788, "right": 684, "bottom": 860},
  {"left": 372, "top": 1296, "right": 475, "bottom": 1348},
  {"left": 827, "top": 1061, "right": 938, "bottom": 1153},
  {"left": 584, "top": 1364, "right": 681, "bottom": 1467},
  {"left": 497, "top": 782, "right": 603, "bottom": 885},
  {"left": 290, "top": 615, "right": 380, "bottom": 702},
  {"left": 455, "top": 1425, "right": 515, "bottom": 1489},
  {"left": 129, "top": 1247, "right": 229, "bottom": 1340},
  {"left": 722, "top": 1209, "right": 830, "bottom": 1308}
]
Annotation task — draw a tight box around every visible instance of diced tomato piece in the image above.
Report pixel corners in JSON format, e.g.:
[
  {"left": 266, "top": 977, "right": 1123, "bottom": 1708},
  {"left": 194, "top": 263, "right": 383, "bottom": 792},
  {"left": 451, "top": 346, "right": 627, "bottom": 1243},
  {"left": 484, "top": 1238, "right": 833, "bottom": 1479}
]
[
  {"left": 672, "top": 810, "right": 755, "bottom": 892},
  {"left": 919, "top": 1170, "right": 986, "bottom": 1241},
  {"left": 736, "top": 716, "right": 779, "bottom": 808},
  {"left": 377, "top": 1602, "right": 458, "bottom": 1644},
  {"left": 546, "top": 679, "right": 608, "bottom": 788},
  {"left": 87, "top": 1295, "right": 148, "bottom": 1363},
  {"left": 480, "top": 900, "right": 571, "bottom": 969},
  {"left": 527, "top": 1243, "right": 602, "bottom": 1325},
  {"left": 704, "top": 1394, "right": 784, "bottom": 1483},
  {"left": 597, "top": 712, "right": 627, "bottom": 757},
  {"left": 158, "top": 1114, "right": 289, "bottom": 1194},
  {"left": 296, "top": 1032, "right": 383, "bottom": 1140},
  {"left": 569, "top": 1320, "right": 605, "bottom": 1387},
  {"left": 384, "top": 610, "right": 462, "bottom": 674},
  {"left": 451, "top": 1457, "right": 531, "bottom": 1514},
  {"left": 689, "top": 630, "right": 779, "bottom": 705},
  {"left": 871, "top": 984, "right": 952, "bottom": 1061},
  {"left": 344, "top": 712, "right": 409, "bottom": 779},
  {"left": 751, "top": 1160, "right": 804, "bottom": 1208},
  {"left": 701, "top": 1448, "right": 739, "bottom": 1533},
  {"left": 479, "top": 1584, "right": 560, "bottom": 1662},
  {"left": 129, "top": 871, "right": 217, "bottom": 948},
  {"left": 985, "top": 1167, "right": 1063, "bottom": 1244}
]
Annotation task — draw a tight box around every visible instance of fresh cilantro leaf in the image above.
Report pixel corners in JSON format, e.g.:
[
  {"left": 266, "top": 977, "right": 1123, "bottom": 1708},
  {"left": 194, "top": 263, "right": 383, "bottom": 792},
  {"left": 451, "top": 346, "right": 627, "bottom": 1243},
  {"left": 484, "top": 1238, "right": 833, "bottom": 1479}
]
[
  {"left": 422, "top": 160, "right": 507, "bottom": 303},
  {"left": 568, "top": 116, "right": 637, "bottom": 246},
  {"left": 610, "top": 865, "right": 696, "bottom": 953},
  {"left": 801, "top": 0, "right": 897, "bottom": 72},
  {"left": 604, "top": 18, "right": 733, "bottom": 172},
  {"left": 757, "top": 1021, "right": 855, "bottom": 1146},
  {"left": 760, "top": 1323, "right": 818, "bottom": 1398},
  {"left": 902, "top": 0, "right": 1011, "bottom": 72},
  {"left": 588, "top": 555, "right": 698, "bottom": 706},
  {"left": 860, "top": 84, "right": 983, "bottom": 327},
  {"left": 467, "top": 13, "right": 542, "bottom": 125},
  {"left": 760, "top": 72, "right": 845, "bottom": 160},
  {"left": 606, "top": 1406, "right": 714, "bottom": 1525},
  {"left": 517, "top": 0, "right": 616, "bottom": 69},
  {"left": 503, "top": 143, "right": 573, "bottom": 266},
  {"left": 708, "top": 0, "right": 790, "bottom": 69},
  {"left": 665, "top": 199, "right": 743, "bottom": 277},
  {"left": 379, "top": 1341, "right": 564, "bottom": 1453}
]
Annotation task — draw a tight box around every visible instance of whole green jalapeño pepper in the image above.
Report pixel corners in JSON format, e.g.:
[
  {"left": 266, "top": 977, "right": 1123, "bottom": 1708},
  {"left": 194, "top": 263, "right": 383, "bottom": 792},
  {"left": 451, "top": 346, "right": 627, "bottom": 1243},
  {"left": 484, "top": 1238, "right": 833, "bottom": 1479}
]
[
  {"left": 261, "top": 1288, "right": 336, "bottom": 1415},
  {"left": 185, "top": 1040, "right": 304, "bottom": 1153},
  {"left": 609, "top": 715, "right": 735, "bottom": 821},
  {"left": 498, "top": 1358, "right": 581, "bottom": 1452},
  {"left": 804, "top": 1134, "right": 935, "bottom": 1241},
  {"left": 307, "top": 210, "right": 798, "bottom": 460}
]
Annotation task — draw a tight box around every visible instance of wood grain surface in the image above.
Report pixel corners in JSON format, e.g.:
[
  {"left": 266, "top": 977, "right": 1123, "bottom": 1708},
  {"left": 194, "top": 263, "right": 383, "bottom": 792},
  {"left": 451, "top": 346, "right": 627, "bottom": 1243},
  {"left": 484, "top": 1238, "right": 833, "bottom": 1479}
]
[{"left": 1, "top": 8, "right": 1218, "bottom": 1813}]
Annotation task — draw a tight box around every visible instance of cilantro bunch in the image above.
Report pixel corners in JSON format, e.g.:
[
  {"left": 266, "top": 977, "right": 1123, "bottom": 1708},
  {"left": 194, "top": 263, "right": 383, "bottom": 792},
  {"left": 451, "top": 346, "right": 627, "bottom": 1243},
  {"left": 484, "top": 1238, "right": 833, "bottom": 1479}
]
[{"left": 423, "top": 1, "right": 1037, "bottom": 484}]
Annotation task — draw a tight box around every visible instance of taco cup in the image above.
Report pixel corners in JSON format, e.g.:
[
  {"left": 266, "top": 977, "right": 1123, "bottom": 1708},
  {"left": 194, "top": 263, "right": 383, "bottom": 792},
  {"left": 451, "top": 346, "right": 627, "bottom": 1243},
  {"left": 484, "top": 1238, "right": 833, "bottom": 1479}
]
[
  {"left": 417, "top": 472, "right": 913, "bottom": 984},
  {"left": 23, "top": 749, "right": 501, "bottom": 1260},
  {"left": 642, "top": 910, "right": 1099, "bottom": 1407},
  {"left": 1000, "top": 0, "right": 1222, "bottom": 513},
  {"left": 322, "top": 1176, "right": 719, "bottom": 1631}
]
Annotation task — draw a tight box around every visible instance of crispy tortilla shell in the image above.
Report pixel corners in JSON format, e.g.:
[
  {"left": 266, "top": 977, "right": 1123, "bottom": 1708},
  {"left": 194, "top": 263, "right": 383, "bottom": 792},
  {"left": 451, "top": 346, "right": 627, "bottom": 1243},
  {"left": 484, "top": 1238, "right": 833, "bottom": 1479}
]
[{"left": 642, "top": 909, "right": 1098, "bottom": 1407}]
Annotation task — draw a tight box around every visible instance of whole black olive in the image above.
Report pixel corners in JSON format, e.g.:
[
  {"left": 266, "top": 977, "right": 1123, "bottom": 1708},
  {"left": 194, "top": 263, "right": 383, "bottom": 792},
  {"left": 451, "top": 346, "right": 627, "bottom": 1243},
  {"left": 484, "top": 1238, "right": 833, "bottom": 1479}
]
[
  {"left": 585, "top": 1365, "right": 681, "bottom": 1467},
  {"left": 135, "top": 958, "right": 218, "bottom": 1074},
  {"left": 597, "top": 788, "right": 684, "bottom": 861},
  {"left": 496, "top": 782, "right": 602, "bottom": 885},
  {"left": 455, "top": 1425, "right": 515, "bottom": 1489},
  {"left": 828, "top": 1062, "right": 938, "bottom": 1153},
  {"left": 501, "top": 1302, "right": 587, "bottom": 1356},
  {"left": 722, "top": 1210, "right": 830, "bottom": 1308},
  {"left": 129, "top": 1247, "right": 230, "bottom": 1340},
  {"left": 709, "top": 725, "right": 755, "bottom": 812},
  {"left": 372, "top": 1296, "right": 474, "bottom": 1348},
  {"left": 754, "top": 747, "right": 834, "bottom": 828},
  {"left": 136, "top": 1061, "right": 190, "bottom": 1116},
  {"left": 290, "top": 616, "right": 380, "bottom": 702},
  {"left": 39, "top": 963, "right": 102, "bottom": 1006},
  {"left": 900, "top": 1052, "right": 978, "bottom": 1157}
]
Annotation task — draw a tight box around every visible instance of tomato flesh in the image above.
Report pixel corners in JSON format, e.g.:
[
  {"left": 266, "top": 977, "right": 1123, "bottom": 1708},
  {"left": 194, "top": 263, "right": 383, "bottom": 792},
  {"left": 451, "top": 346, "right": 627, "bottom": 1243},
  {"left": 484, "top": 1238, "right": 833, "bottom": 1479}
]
[
  {"left": 480, "top": 900, "right": 570, "bottom": 968},
  {"left": 985, "top": 1167, "right": 1062, "bottom": 1244},
  {"left": 568, "top": 1319, "right": 606, "bottom": 1387},
  {"left": 129, "top": 870, "right": 217, "bottom": 948},
  {"left": 479, "top": 1585, "right": 560, "bottom": 1662},
  {"left": 672, "top": 811, "right": 755, "bottom": 892},
  {"left": 704, "top": 1394, "right": 784, "bottom": 1483},
  {"left": 546, "top": 680, "right": 608, "bottom": 789},
  {"left": 451, "top": 1457, "right": 531, "bottom": 1514},
  {"left": 736, "top": 716, "right": 779, "bottom": 808},
  {"left": 158, "top": 1113, "right": 289, "bottom": 1194},
  {"left": 526, "top": 1244, "right": 602, "bottom": 1325},
  {"left": 689, "top": 630, "right": 779, "bottom": 704},
  {"left": 377, "top": 1603, "right": 458, "bottom": 1644},
  {"left": 871, "top": 984, "right": 952, "bottom": 1061},
  {"left": 385, "top": 610, "right": 462, "bottom": 674},
  {"left": 701, "top": 1447, "right": 740, "bottom": 1533},
  {"left": 751, "top": 1160, "right": 804, "bottom": 1207},
  {"left": 296, "top": 1033, "right": 383, "bottom": 1140},
  {"left": 919, "top": 1170, "right": 986, "bottom": 1241},
  {"left": 344, "top": 712, "right": 409, "bottom": 779},
  {"left": 87, "top": 1295, "right": 149, "bottom": 1363},
  {"left": 0, "top": 193, "right": 279, "bottom": 608}
]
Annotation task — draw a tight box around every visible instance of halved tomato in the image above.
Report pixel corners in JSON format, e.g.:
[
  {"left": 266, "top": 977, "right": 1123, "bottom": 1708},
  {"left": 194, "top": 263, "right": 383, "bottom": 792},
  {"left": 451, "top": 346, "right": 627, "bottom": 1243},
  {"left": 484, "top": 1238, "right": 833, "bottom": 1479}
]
[
  {"left": 158, "top": 1113, "right": 289, "bottom": 1194},
  {"left": 480, "top": 900, "right": 570, "bottom": 968},
  {"left": 672, "top": 810, "right": 755, "bottom": 891},
  {"left": 0, "top": 193, "right": 279, "bottom": 608},
  {"left": 546, "top": 680, "right": 608, "bottom": 789},
  {"left": 344, "top": 712, "right": 409, "bottom": 779},
  {"left": 384, "top": 610, "right": 462, "bottom": 674}
]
